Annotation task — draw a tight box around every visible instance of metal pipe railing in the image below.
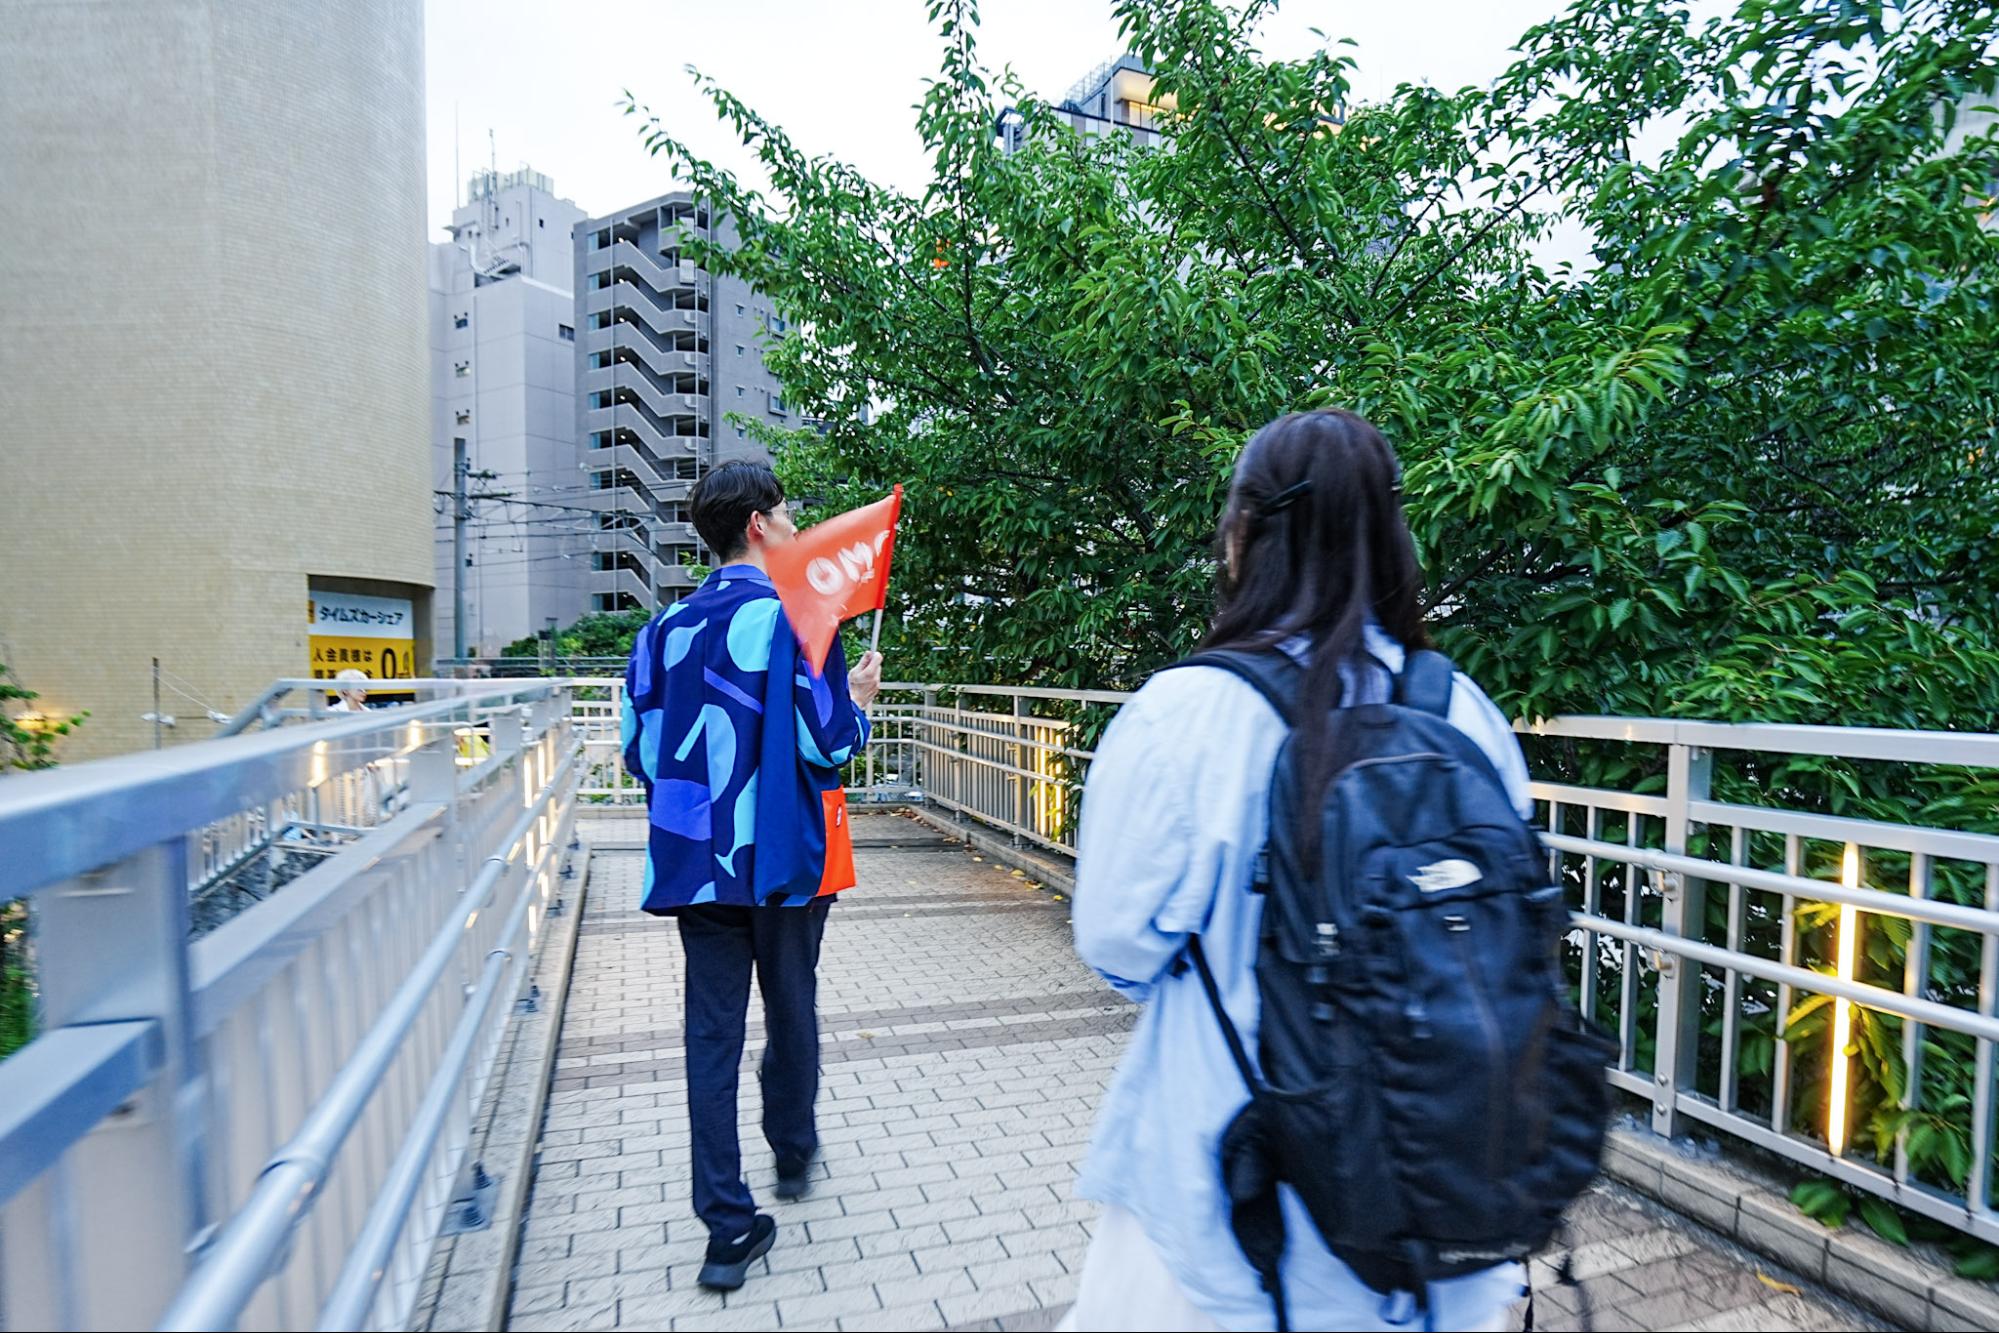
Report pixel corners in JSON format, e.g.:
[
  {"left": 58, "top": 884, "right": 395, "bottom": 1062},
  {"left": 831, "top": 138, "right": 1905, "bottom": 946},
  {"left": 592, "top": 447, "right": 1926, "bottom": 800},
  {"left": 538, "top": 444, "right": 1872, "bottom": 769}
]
[
  {"left": 575, "top": 678, "right": 1996, "bottom": 1247},
  {"left": 1545, "top": 832, "right": 1999, "bottom": 936},
  {"left": 155, "top": 743, "right": 578, "bottom": 1331},
  {"left": 314, "top": 774, "right": 571, "bottom": 1331},
  {"left": 0, "top": 679, "right": 580, "bottom": 1332}
]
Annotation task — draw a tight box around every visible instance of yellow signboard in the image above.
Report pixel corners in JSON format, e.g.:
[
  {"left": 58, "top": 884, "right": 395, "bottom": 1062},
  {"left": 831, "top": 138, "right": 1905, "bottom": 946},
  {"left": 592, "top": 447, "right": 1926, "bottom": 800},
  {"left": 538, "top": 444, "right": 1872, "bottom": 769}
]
[{"left": 309, "top": 591, "right": 415, "bottom": 683}]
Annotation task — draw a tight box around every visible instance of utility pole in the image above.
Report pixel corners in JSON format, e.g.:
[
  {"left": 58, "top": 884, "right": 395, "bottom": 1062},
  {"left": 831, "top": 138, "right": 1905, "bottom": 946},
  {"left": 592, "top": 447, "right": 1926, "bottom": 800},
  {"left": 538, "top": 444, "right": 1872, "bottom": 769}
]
[
  {"left": 447, "top": 442, "right": 507, "bottom": 661},
  {"left": 453, "top": 441, "right": 470, "bottom": 660}
]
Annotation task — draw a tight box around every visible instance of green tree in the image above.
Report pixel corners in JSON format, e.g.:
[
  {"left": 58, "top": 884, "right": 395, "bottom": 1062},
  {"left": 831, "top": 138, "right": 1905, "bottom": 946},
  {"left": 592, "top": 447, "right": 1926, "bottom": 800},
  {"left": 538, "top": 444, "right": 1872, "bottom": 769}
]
[
  {"left": 1, "top": 660, "right": 85, "bottom": 772},
  {"left": 628, "top": 0, "right": 1998, "bottom": 723},
  {"left": 1, "top": 661, "right": 84, "bottom": 1058},
  {"left": 626, "top": 0, "right": 1999, "bottom": 1226},
  {"left": 500, "top": 609, "right": 654, "bottom": 660}
]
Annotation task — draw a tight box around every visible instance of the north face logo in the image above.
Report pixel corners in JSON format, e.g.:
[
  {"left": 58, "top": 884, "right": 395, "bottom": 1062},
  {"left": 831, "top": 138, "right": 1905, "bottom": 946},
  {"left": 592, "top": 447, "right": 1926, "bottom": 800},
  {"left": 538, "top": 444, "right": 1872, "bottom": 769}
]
[{"left": 1410, "top": 859, "right": 1482, "bottom": 893}]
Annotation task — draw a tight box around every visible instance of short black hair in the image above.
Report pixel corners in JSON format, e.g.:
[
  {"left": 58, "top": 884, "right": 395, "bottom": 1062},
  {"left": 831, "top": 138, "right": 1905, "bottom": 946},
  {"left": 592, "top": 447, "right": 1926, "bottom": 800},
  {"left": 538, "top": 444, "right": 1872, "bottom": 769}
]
[{"left": 691, "top": 460, "right": 785, "bottom": 561}]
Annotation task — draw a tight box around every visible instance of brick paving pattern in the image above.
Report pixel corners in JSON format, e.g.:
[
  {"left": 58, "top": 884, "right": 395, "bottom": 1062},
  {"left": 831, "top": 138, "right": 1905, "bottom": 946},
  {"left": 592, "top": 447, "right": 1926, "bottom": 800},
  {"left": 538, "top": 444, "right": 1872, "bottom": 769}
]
[{"left": 508, "top": 814, "right": 1889, "bottom": 1332}]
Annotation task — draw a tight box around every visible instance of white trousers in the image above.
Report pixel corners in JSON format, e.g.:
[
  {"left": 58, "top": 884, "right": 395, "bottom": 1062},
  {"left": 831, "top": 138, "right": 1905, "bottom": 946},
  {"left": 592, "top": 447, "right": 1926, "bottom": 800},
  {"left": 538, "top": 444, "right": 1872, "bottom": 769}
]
[{"left": 1060, "top": 1206, "right": 1511, "bottom": 1333}]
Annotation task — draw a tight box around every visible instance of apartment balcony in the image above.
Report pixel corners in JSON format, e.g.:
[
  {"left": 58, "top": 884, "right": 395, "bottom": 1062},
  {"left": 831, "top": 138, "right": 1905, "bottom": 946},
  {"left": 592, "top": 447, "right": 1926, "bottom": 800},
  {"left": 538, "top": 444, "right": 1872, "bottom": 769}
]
[
  {"left": 593, "top": 309, "right": 702, "bottom": 362},
  {"left": 583, "top": 285, "right": 702, "bottom": 336},
  {"left": 586, "top": 279, "right": 700, "bottom": 326},
  {"left": 585, "top": 364, "right": 704, "bottom": 420},
  {"left": 585, "top": 401, "right": 703, "bottom": 445},
  {"left": 588, "top": 441, "right": 695, "bottom": 499},
  {"left": 591, "top": 558, "right": 701, "bottom": 604},
  {"left": 591, "top": 479, "right": 698, "bottom": 534},
  {"left": 599, "top": 241, "right": 711, "bottom": 298},
  {"left": 586, "top": 325, "right": 708, "bottom": 382},
  {"left": 589, "top": 565, "right": 653, "bottom": 605}
]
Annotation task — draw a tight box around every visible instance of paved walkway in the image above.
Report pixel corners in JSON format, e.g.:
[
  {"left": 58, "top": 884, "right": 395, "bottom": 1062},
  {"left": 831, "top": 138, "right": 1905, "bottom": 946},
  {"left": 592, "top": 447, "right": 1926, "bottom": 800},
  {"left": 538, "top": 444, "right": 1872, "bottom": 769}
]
[{"left": 507, "top": 815, "right": 1889, "bottom": 1332}]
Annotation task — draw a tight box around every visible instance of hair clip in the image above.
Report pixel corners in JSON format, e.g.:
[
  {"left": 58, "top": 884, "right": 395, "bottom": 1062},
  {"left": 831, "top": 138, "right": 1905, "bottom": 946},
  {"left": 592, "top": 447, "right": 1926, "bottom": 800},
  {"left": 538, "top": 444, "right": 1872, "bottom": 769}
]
[{"left": 1257, "top": 480, "right": 1313, "bottom": 516}]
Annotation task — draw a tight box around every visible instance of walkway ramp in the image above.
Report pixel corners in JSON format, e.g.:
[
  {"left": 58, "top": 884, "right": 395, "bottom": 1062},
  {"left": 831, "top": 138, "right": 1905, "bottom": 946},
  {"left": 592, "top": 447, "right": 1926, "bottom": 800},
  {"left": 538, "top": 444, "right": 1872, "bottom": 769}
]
[{"left": 506, "top": 816, "right": 1889, "bottom": 1333}]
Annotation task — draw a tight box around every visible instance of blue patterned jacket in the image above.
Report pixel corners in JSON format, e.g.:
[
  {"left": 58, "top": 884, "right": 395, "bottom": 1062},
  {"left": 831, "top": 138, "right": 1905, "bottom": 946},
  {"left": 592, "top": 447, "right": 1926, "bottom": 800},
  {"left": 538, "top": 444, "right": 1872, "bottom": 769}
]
[{"left": 621, "top": 565, "right": 870, "bottom": 912}]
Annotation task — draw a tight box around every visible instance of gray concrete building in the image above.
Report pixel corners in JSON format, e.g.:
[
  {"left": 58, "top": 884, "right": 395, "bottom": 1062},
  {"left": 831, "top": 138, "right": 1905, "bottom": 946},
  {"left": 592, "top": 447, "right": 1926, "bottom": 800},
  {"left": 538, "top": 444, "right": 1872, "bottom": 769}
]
[
  {"left": 574, "top": 193, "right": 792, "bottom": 611},
  {"left": 430, "top": 166, "right": 589, "bottom": 657},
  {"left": 1, "top": 0, "right": 433, "bottom": 759}
]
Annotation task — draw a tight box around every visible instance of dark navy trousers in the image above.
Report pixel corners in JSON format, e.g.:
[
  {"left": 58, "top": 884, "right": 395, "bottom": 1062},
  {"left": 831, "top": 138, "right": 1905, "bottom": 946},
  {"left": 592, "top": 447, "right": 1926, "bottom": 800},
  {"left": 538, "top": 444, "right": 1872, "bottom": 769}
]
[{"left": 675, "top": 898, "right": 832, "bottom": 1241}]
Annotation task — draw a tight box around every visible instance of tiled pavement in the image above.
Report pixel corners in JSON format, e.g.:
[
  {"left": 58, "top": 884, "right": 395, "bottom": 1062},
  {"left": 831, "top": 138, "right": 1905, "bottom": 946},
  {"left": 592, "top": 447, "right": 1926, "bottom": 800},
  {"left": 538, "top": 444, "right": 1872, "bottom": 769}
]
[{"left": 507, "top": 814, "right": 1890, "bottom": 1333}]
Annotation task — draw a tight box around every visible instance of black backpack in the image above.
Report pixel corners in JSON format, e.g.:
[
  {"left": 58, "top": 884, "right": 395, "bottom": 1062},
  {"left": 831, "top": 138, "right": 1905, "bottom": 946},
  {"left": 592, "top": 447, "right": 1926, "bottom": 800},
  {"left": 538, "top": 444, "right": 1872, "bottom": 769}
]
[{"left": 1165, "top": 648, "right": 1613, "bottom": 1330}]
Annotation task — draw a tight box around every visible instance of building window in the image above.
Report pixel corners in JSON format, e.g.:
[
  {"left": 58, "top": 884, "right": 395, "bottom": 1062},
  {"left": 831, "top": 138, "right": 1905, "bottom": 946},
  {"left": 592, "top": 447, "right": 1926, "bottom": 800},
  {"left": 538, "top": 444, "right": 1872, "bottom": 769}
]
[
  {"left": 453, "top": 312, "right": 468, "bottom": 330},
  {"left": 454, "top": 361, "right": 470, "bottom": 378},
  {"left": 538, "top": 218, "right": 545, "bottom": 228},
  {"left": 771, "top": 315, "right": 788, "bottom": 333},
  {"left": 770, "top": 392, "right": 788, "bottom": 416},
  {"left": 455, "top": 410, "right": 471, "bottom": 425},
  {"left": 735, "top": 385, "right": 745, "bottom": 398},
  {"left": 735, "top": 425, "right": 746, "bottom": 438},
  {"left": 558, "top": 323, "right": 574, "bottom": 342},
  {"left": 735, "top": 344, "right": 745, "bottom": 357},
  {"left": 735, "top": 303, "right": 746, "bottom": 317}
]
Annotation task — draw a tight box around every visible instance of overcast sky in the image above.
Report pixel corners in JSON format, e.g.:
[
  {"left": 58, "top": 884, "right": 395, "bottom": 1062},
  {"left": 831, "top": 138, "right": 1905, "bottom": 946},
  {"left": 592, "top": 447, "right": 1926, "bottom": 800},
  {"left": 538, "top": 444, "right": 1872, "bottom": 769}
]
[{"left": 423, "top": 0, "right": 1577, "bottom": 235}]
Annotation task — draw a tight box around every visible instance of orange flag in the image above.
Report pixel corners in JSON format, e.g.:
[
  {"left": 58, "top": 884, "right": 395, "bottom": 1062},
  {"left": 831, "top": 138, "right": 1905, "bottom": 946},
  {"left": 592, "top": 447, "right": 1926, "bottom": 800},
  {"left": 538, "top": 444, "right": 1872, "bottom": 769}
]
[{"left": 766, "top": 486, "right": 903, "bottom": 672}]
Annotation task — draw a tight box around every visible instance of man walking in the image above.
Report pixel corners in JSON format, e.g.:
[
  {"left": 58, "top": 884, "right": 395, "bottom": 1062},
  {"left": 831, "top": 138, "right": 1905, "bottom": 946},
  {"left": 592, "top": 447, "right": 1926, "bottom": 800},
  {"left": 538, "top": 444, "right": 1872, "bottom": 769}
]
[{"left": 621, "top": 460, "right": 882, "bottom": 1289}]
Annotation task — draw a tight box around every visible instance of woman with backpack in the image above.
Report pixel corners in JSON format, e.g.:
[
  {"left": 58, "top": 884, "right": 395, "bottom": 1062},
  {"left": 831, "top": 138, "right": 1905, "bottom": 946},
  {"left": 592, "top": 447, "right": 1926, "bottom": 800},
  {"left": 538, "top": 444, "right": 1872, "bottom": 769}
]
[{"left": 1065, "top": 408, "right": 1605, "bottom": 1331}]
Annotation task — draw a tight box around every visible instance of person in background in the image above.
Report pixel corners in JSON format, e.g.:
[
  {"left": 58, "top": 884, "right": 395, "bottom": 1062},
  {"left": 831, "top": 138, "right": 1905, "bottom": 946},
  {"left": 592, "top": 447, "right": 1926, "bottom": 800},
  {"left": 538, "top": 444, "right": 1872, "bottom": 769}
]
[
  {"left": 621, "top": 460, "right": 883, "bottom": 1292},
  {"left": 1065, "top": 410, "right": 1534, "bottom": 1332},
  {"left": 326, "top": 668, "right": 370, "bottom": 712}
]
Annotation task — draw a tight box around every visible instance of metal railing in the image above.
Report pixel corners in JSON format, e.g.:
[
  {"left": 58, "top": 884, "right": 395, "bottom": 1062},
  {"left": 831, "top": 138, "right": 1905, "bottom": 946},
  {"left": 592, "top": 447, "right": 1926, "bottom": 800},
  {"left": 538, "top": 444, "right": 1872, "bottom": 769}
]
[
  {"left": 1519, "top": 716, "right": 1999, "bottom": 1245},
  {"left": 0, "top": 679, "right": 581, "bottom": 1331},
  {"left": 10, "top": 667, "right": 1992, "bottom": 1329},
  {"left": 575, "top": 677, "right": 1999, "bottom": 1245},
  {"left": 550, "top": 678, "right": 927, "bottom": 809}
]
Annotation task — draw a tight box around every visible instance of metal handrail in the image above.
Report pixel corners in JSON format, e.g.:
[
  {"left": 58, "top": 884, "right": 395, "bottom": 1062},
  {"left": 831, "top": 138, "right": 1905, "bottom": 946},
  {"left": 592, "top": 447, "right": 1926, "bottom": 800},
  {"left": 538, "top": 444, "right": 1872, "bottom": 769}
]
[
  {"left": 1521, "top": 713, "right": 1999, "bottom": 766},
  {"left": 0, "top": 678, "right": 579, "bottom": 1331},
  {"left": 0, "top": 695, "right": 520, "bottom": 898},
  {"left": 159, "top": 742, "right": 579, "bottom": 1331},
  {"left": 313, "top": 784, "right": 561, "bottom": 1330},
  {"left": 1546, "top": 832, "right": 1999, "bottom": 936},
  {"left": 577, "top": 677, "right": 1996, "bottom": 1246}
]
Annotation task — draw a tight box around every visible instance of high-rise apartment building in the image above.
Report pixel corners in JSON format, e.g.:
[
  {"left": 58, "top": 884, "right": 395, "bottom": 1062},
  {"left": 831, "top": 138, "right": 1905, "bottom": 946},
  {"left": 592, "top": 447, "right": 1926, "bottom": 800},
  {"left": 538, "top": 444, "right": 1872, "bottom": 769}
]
[
  {"left": 1, "top": 0, "right": 433, "bottom": 759},
  {"left": 1056, "top": 55, "right": 1169, "bottom": 142},
  {"left": 430, "top": 166, "right": 589, "bottom": 657},
  {"left": 999, "top": 55, "right": 1167, "bottom": 153},
  {"left": 573, "top": 194, "right": 793, "bottom": 611}
]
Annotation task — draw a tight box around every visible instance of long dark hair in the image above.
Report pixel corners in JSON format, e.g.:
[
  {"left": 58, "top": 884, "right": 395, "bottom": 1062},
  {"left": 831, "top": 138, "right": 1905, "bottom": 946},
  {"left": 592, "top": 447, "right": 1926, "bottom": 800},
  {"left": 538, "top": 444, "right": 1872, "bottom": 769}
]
[{"left": 1202, "top": 408, "right": 1432, "bottom": 850}]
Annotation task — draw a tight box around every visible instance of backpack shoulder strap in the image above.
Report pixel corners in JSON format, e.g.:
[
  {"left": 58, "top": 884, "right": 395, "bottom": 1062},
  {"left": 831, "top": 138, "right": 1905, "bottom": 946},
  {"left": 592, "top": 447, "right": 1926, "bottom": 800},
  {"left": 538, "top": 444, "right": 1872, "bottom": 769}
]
[
  {"left": 1393, "top": 649, "right": 1456, "bottom": 717},
  {"left": 1160, "top": 649, "right": 1303, "bottom": 727}
]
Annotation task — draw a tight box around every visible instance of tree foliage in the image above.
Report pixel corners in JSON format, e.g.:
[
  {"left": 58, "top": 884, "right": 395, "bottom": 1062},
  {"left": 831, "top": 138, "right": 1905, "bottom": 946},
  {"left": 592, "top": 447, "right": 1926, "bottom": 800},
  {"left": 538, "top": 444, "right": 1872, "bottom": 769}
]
[
  {"left": 1, "top": 661, "right": 81, "bottom": 1057},
  {"left": 625, "top": 0, "right": 1999, "bottom": 1220},
  {"left": 629, "top": 0, "right": 1999, "bottom": 723},
  {"left": 500, "top": 609, "right": 654, "bottom": 660},
  {"left": 1, "top": 659, "right": 84, "bottom": 773}
]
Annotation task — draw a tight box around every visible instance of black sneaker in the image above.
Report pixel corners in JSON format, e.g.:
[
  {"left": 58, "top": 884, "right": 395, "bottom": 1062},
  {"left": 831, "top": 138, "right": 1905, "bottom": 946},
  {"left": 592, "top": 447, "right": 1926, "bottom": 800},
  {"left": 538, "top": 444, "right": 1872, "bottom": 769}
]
[
  {"left": 697, "top": 1214, "right": 776, "bottom": 1291},
  {"left": 774, "top": 1153, "right": 817, "bottom": 1202}
]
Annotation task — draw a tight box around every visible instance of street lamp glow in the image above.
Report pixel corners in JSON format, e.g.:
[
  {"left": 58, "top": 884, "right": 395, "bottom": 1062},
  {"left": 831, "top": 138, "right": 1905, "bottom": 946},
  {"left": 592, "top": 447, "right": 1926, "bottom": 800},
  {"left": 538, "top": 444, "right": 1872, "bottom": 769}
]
[{"left": 1828, "top": 842, "right": 1861, "bottom": 1157}]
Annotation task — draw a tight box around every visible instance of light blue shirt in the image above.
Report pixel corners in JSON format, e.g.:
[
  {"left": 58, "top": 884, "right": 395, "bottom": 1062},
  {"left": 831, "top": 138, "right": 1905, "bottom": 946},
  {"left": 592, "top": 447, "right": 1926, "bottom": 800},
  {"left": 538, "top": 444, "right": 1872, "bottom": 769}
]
[{"left": 1072, "top": 628, "right": 1535, "bottom": 1332}]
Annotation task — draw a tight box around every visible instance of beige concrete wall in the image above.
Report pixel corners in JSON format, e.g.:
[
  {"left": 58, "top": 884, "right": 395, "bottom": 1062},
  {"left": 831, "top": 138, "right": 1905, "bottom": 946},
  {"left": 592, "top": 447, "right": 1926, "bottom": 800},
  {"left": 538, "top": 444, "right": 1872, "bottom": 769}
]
[{"left": 0, "top": 1, "right": 433, "bottom": 760}]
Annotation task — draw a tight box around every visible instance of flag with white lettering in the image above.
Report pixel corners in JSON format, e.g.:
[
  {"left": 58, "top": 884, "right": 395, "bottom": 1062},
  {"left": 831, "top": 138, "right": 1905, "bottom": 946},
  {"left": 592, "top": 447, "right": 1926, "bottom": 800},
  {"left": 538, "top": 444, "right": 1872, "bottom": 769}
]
[{"left": 766, "top": 485, "right": 903, "bottom": 673}]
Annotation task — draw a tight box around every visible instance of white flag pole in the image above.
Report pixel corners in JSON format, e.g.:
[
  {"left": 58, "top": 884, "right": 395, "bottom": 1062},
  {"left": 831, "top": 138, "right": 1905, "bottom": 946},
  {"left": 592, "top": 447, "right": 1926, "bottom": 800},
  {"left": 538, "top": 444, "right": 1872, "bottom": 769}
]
[{"left": 869, "top": 607, "right": 884, "bottom": 656}]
